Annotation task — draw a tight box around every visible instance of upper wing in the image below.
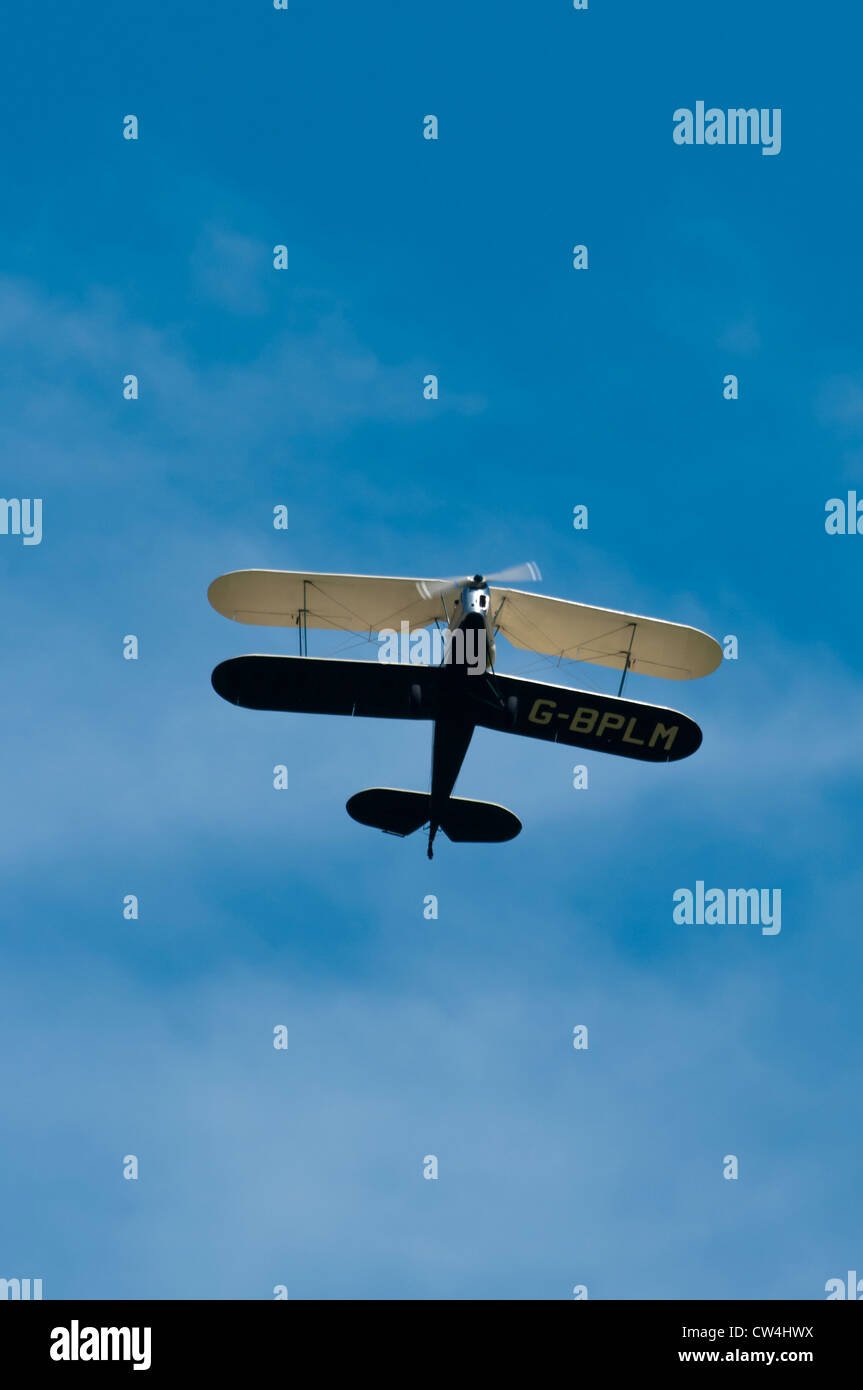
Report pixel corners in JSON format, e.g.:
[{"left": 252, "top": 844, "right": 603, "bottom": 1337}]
[
  {"left": 208, "top": 570, "right": 445, "bottom": 633},
  {"left": 208, "top": 571, "right": 721, "bottom": 681},
  {"left": 212, "top": 655, "right": 442, "bottom": 719},
  {"left": 489, "top": 587, "right": 721, "bottom": 681},
  {"left": 465, "top": 670, "right": 702, "bottom": 762}
]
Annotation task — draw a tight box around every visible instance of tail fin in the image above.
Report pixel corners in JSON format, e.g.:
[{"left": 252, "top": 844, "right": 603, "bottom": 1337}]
[{"left": 346, "top": 788, "right": 522, "bottom": 847}]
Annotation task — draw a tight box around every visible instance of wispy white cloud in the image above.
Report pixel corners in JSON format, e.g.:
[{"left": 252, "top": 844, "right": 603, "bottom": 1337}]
[
  {"left": 0, "top": 271, "right": 486, "bottom": 494},
  {"left": 191, "top": 224, "right": 272, "bottom": 315},
  {"left": 0, "top": 952, "right": 844, "bottom": 1298},
  {"left": 717, "top": 314, "right": 761, "bottom": 355}
]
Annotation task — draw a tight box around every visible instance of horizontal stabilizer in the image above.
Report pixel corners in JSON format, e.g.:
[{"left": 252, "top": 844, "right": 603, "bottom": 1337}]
[
  {"left": 346, "top": 788, "right": 522, "bottom": 844},
  {"left": 438, "top": 798, "right": 522, "bottom": 843},
  {"left": 346, "top": 789, "right": 430, "bottom": 837}
]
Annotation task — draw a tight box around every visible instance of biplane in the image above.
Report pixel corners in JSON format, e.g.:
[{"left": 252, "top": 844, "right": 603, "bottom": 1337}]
[{"left": 209, "top": 564, "right": 721, "bottom": 858}]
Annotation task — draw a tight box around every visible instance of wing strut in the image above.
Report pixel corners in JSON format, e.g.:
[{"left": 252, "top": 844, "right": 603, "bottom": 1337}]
[
  {"left": 617, "top": 622, "right": 637, "bottom": 696},
  {"left": 298, "top": 580, "right": 310, "bottom": 656}
]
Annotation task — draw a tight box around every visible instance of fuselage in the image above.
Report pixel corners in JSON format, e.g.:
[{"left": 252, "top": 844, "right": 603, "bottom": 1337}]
[
  {"left": 427, "top": 579, "right": 497, "bottom": 854},
  {"left": 444, "top": 578, "right": 496, "bottom": 671}
]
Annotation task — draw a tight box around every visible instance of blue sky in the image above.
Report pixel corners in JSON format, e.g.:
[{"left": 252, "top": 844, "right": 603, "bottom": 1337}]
[{"left": 1, "top": 0, "right": 861, "bottom": 1298}]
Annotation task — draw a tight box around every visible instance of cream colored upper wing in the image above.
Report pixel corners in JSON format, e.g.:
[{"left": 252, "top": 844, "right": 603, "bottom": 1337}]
[
  {"left": 208, "top": 570, "right": 445, "bottom": 633},
  {"left": 489, "top": 587, "right": 721, "bottom": 680}
]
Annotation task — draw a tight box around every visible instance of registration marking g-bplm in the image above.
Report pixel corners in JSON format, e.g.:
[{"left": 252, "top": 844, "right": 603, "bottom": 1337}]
[{"left": 528, "top": 697, "right": 679, "bottom": 751}]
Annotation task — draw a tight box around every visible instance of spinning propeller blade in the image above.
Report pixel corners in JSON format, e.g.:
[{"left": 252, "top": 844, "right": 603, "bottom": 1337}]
[
  {"left": 416, "top": 562, "right": 541, "bottom": 600},
  {"left": 485, "top": 561, "right": 542, "bottom": 586}
]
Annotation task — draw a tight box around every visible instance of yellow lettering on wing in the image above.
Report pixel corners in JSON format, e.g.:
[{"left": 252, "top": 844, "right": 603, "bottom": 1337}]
[
  {"left": 528, "top": 698, "right": 556, "bottom": 726},
  {"left": 569, "top": 707, "right": 598, "bottom": 734},
  {"left": 648, "top": 722, "right": 678, "bottom": 750},
  {"left": 596, "top": 712, "right": 626, "bottom": 738}
]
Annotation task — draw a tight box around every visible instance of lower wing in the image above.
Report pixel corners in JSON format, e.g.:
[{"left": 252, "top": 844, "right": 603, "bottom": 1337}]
[
  {"left": 211, "top": 655, "right": 441, "bottom": 719},
  {"left": 211, "top": 656, "right": 701, "bottom": 762},
  {"left": 465, "top": 670, "right": 702, "bottom": 762}
]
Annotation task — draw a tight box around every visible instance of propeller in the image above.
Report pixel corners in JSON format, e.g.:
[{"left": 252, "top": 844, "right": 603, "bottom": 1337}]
[{"left": 416, "top": 562, "right": 541, "bottom": 600}]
